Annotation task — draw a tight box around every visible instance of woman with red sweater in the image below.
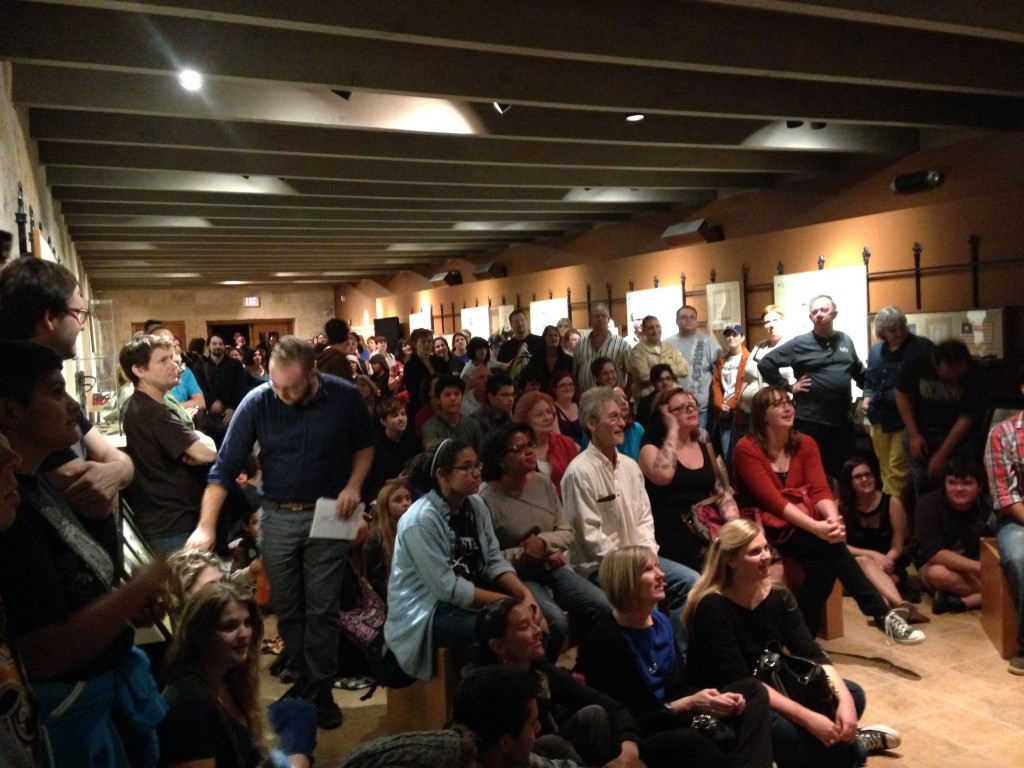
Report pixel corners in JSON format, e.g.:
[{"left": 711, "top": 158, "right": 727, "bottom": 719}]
[{"left": 732, "top": 386, "right": 924, "bottom": 645}]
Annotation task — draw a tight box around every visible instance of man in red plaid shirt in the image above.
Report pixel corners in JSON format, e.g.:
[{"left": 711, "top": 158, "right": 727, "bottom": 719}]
[{"left": 985, "top": 362, "right": 1024, "bottom": 676}]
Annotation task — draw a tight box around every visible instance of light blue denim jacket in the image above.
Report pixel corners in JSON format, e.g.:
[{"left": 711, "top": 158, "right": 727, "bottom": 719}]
[{"left": 384, "top": 489, "right": 514, "bottom": 680}]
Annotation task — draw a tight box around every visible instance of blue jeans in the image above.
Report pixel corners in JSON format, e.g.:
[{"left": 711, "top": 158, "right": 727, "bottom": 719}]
[
  {"left": 431, "top": 601, "right": 478, "bottom": 652},
  {"left": 525, "top": 566, "right": 614, "bottom": 661},
  {"left": 770, "top": 679, "right": 866, "bottom": 768},
  {"left": 659, "top": 555, "right": 700, "bottom": 643},
  {"left": 259, "top": 503, "right": 349, "bottom": 686},
  {"left": 996, "top": 516, "right": 1024, "bottom": 651}
]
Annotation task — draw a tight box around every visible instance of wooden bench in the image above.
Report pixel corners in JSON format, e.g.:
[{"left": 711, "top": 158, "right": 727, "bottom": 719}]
[
  {"left": 386, "top": 647, "right": 464, "bottom": 733},
  {"left": 980, "top": 537, "right": 1020, "bottom": 659},
  {"left": 777, "top": 558, "right": 845, "bottom": 640}
]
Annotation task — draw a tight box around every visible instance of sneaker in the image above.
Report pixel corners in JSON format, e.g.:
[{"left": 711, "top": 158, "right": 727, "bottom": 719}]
[
  {"left": 856, "top": 724, "right": 901, "bottom": 755},
  {"left": 277, "top": 679, "right": 308, "bottom": 701},
  {"left": 875, "top": 609, "right": 926, "bottom": 645},
  {"left": 932, "top": 590, "right": 967, "bottom": 615},
  {"left": 1009, "top": 654, "right": 1024, "bottom": 676},
  {"left": 307, "top": 683, "right": 343, "bottom": 730}
]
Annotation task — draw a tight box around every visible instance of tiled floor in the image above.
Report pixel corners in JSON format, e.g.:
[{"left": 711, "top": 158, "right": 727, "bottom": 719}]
[{"left": 261, "top": 596, "right": 1024, "bottom": 767}]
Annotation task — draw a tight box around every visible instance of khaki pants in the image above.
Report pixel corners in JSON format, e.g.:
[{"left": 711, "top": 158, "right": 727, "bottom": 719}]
[{"left": 869, "top": 424, "right": 910, "bottom": 499}]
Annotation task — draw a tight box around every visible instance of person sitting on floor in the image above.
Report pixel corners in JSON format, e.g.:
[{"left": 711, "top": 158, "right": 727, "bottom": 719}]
[
  {"left": 914, "top": 459, "right": 993, "bottom": 615},
  {"left": 470, "top": 597, "right": 642, "bottom": 768},
  {"left": 835, "top": 456, "right": 927, "bottom": 623},
  {"left": 159, "top": 582, "right": 317, "bottom": 768}
]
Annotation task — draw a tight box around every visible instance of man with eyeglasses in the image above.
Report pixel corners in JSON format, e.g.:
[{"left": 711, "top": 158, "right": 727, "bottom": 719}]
[
  {"left": 119, "top": 335, "right": 217, "bottom": 554},
  {"left": 0, "top": 258, "right": 134, "bottom": 519},
  {"left": 186, "top": 335, "right": 373, "bottom": 730}
]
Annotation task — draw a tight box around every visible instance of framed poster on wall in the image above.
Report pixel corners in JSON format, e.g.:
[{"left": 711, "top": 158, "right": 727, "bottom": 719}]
[
  {"left": 625, "top": 287, "right": 683, "bottom": 343},
  {"left": 408, "top": 310, "right": 431, "bottom": 333},
  {"left": 497, "top": 305, "right": 515, "bottom": 335},
  {"left": 460, "top": 305, "right": 491, "bottom": 341},
  {"left": 529, "top": 298, "right": 568, "bottom": 336}
]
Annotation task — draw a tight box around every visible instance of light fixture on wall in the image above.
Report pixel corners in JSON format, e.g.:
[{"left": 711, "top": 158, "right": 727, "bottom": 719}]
[
  {"left": 810, "top": 121, "right": 827, "bottom": 130},
  {"left": 661, "top": 218, "right": 724, "bottom": 245},
  {"left": 891, "top": 169, "right": 944, "bottom": 194},
  {"left": 473, "top": 262, "right": 506, "bottom": 280},
  {"left": 431, "top": 270, "right": 463, "bottom": 287},
  {"left": 785, "top": 120, "right": 804, "bottom": 129}
]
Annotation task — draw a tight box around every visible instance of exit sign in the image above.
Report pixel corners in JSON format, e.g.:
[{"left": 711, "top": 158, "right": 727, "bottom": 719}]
[{"left": 243, "top": 296, "right": 260, "bottom": 308}]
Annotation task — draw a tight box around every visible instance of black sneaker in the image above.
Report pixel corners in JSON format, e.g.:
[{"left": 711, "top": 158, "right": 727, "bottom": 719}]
[
  {"left": 932, "top": 590, "right": 967, "bottom": 615},
  {"left": 307, "top": 683, "right": 343, "bottom": 730},
  {"left": 277, "top": 679, "right": 308, "bottom": 701}
]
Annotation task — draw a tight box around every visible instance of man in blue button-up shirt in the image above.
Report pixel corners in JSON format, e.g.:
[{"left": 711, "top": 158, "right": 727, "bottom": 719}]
[{"left": 186, "top": 335, "right": 373, "bottom": 730}]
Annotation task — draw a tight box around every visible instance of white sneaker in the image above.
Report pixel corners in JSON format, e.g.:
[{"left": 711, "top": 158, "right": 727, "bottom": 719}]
[
  {"left": 857, "top": 724, "right": 901, "bottom": 754},
  {"left": 876, "top": 609, "right": 926, "bottom": 645}
]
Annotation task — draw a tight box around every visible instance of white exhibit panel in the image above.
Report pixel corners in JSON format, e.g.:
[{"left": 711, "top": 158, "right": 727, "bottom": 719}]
[
  {"left": 705, "top": 281, "right": 743, "bottom": 345},
  {"left": 774, "top": 265, "right": 868, "bottom": 398},
  {"left": 408, "top": 310, "right": 431, "bottom": 333},
  {"left": 460, "top": 305, "right": 491, "bottom": 341},
  {"left": 497, "top": 305, "right": 516, "bottom": 334},
  {"left": 625, "top": 287, "right": 683, "bottom": 343},
  {"left": 529, "top": 298, "right": 569, "bottom": 336}
]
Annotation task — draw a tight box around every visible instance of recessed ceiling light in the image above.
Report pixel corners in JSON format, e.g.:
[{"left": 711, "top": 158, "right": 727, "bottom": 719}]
[
  {"left": 157, "top": 272, "right": 201, "bottom": 278},
  {"left": 273, "top": 272, "right": 314, "bottom": 277},
  {"left": 626, "top": 114, "right": 644, "bottom": 122},
  {"left": 220, "top": 280, "right": 247, "bottom": 285},
  {"left": 179, "top": 69, "right": 203, "bottom": 91}
]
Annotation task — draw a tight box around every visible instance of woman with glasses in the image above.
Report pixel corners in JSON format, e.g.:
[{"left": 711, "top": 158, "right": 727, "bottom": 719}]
[
  {"left": 732, "top": 387, "right": 925, "bottom": 645},
  {"left": 639, "top": 387, "right": 739, "bottom": 571},
  {"left": 479, "top": 423, "right": 611, "bottom": 659},
  {"left": 836, "top": 456, "right": 926, "bottom": 623},
  {"left": 383, "top": 439, "right": 547, "bottom": 680},
  {"left": 548, "top": 369, "right": 583, "bottom": 445}
]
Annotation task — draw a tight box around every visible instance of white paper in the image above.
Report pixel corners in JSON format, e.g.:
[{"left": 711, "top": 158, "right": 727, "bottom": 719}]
[{"left": 308, "top": 498, "right": 364, "bottom": 540}]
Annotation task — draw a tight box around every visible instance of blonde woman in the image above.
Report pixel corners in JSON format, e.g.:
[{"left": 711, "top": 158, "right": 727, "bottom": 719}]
[{"left": 684, "top": 520, "right": 901, "bottom": 768}]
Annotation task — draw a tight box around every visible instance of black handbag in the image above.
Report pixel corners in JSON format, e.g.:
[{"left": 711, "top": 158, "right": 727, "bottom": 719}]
[{"left": 753, "top": 641, "right": 837, "bottom": 719}]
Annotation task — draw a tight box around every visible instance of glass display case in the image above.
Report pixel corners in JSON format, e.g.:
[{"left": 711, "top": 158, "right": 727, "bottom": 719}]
[{"left": 75, "top": 298, "right": 124, "bottom": 435}]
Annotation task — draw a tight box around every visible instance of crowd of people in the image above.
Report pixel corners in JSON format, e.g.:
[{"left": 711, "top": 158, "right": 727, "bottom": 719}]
[{"left": 0, "top": 253, "right": 1020, "bottom": 768}]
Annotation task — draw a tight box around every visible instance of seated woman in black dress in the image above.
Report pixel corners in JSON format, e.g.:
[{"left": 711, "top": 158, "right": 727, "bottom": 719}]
[
  {"left": 638, "top": 387, "right": 738, "bottom": 571},
  {"left": 684, "top": 520, "right": 900, "bottom": 768},
  {"left": 836, "top": 456, "right": 926, "bottom": 623},
  {"left": 579, "top": 545, "right": 772, "bottom": 768},
  {"left": 159, "top": 582, "right": 316, "bottom": 768}
]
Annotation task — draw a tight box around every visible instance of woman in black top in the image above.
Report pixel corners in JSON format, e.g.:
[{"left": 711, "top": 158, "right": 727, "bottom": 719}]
[
  {"left": 403, "top": 328, "right": 449, "bottom": 417},
  {"left": 159, "top": 582, "right": 316, "bottom": 768},
  {"left": 638, "top": 387, "right": 738, "bottom": 571},
  {"left": 683, "top": 520, "right": 900, "bottom": 768},
  {"left": 836, "top": 456, "right": 925, "bottom": 623}
]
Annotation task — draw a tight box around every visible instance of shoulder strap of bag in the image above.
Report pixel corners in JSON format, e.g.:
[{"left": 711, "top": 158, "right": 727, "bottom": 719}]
[{"left": 704, "top": 440, "right": 732, "bottom": 495}]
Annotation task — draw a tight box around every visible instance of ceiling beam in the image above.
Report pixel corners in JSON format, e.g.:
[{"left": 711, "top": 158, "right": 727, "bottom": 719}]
[
  {"left": 38, "top": 142, "right": 783, "bottom": 188},
  {"left": 28, "top": 110, "right": 851, "bottom": 174},
  {"left": 2, "top": 4, "right": 1017, "bottom": 128},
  {"left": 34, "top": 1, "right": 1024, "bottom": 91}
]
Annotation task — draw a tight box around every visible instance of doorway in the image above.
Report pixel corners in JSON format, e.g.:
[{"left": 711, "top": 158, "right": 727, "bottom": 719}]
[{"left": 205, "top": 319, "right": 295, "bottom": 350}]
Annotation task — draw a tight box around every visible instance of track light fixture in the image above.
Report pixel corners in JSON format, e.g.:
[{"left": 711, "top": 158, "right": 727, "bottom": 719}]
[{"left": 493, "top": 102, "right": 511, "bottom": 114}]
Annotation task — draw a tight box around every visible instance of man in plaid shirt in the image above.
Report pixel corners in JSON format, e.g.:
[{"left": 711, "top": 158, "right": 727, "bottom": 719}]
[{"left": 984, "top": 362, "right": 1024, "bottom": 675}]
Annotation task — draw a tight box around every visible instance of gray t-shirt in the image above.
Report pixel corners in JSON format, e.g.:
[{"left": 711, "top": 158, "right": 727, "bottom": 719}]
[{"left": 665, "top": 332, "right": 722, "bottom": 410}]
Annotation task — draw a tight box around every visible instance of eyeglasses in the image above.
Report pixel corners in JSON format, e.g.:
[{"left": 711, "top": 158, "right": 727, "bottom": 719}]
[
  {"left": 851, "top": 472, "right": 874, "bottom": 481},
  {"left": 505, "top": 441, "right": 536, "bottom": 455},
  {"left": 668, "top": 403, "right": 698, "bottom": 414},
  {"left": 452, "top": 462, "right": 483, "bottom": 474},
  {"left": 63, "top": 306, "right": 91, "bottom": 324},
  {"left": 555, "top": 382, "right": 575, "bottom": 390}
]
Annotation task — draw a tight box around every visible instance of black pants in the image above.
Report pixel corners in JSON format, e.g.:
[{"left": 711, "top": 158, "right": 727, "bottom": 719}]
[
  {"left": 778, "top": 529, "right": 889, "bottom": 635},
  {"left": 643, "top": 678, "right": 773, "bottom": 768},
  {"left": 795, "top": 419, "right": 855, "bottom": 481}
]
